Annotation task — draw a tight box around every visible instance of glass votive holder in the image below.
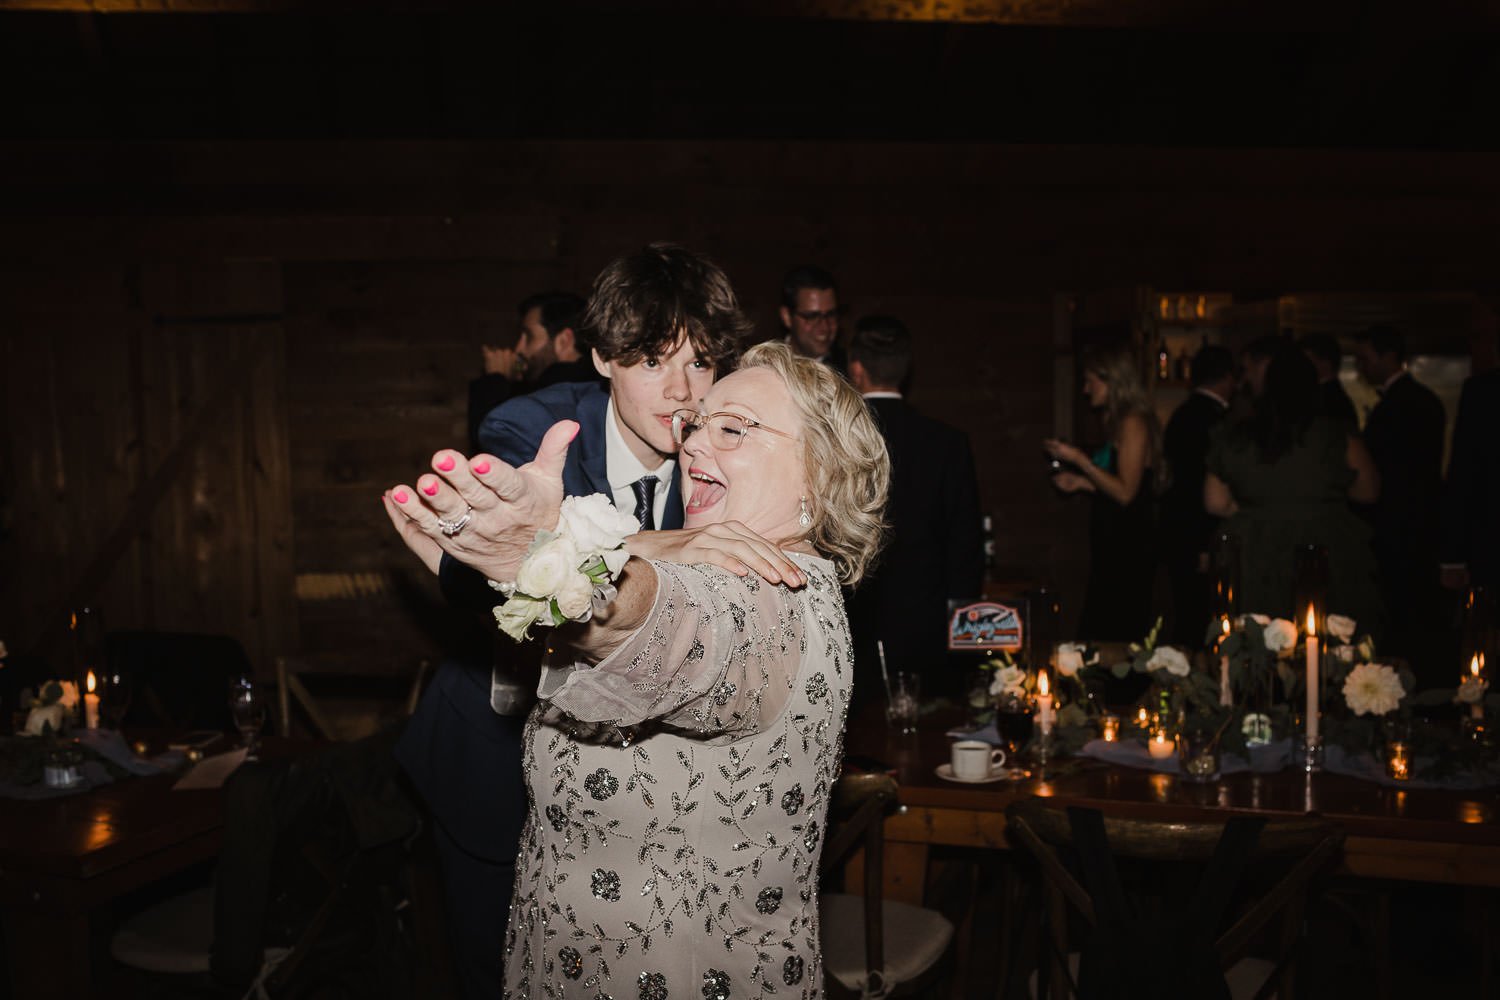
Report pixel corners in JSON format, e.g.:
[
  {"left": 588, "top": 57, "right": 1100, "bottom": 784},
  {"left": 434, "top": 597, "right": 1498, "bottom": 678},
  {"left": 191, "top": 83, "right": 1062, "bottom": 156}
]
[
  {"left": 1386, "top": 740, "right": 1412, "bottom": 782},
  {"left": 1100, "top": 714, "right": 1121, "bottom": 742},
  {"left": 1146, "top": 727, "right": 1177, "bottom": 761},
  {"left": 1177, "top": 730, "right": 1221, "bottom": 783},
  {"left": 43, "top": 745, "right": 84, "bottom": 789}
]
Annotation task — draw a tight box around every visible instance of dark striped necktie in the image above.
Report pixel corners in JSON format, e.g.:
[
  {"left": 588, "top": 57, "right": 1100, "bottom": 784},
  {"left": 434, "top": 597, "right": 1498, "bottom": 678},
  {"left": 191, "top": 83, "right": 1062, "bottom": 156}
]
[{"left": 630, "top": 475, "right": 658, "bottom": 532}]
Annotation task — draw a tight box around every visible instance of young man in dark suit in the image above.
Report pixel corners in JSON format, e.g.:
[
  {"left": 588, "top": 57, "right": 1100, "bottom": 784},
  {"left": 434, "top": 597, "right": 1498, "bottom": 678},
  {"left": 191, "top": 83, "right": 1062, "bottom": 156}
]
[
  {"left": 395, "top": 244, "right": 750, "bottom": 999},
  {"left": 1161, "top": 345, "right": 1235, "bottom": 645},
  {"left": 844, "top": 315, "right": 983, "bottom": 706},
  {"left": 1354, "top": 324, "right": 1446, "bottom": 674}
]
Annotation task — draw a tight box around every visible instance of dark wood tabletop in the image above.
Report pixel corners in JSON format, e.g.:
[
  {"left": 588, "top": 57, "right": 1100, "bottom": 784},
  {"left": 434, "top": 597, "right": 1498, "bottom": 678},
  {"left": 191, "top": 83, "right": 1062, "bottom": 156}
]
[
  {"left": 0, "top": 733, "right": 317, "bottom": 1000},
  {"left": 843, "top": 705, "right": 1500, "bottom": 901}
]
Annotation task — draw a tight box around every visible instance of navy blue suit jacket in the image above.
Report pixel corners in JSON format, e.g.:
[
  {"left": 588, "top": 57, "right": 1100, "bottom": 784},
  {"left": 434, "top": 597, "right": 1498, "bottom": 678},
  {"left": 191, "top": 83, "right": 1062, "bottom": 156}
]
[{"left": 395, "top": 381, "right": 683, "bottom": 863}]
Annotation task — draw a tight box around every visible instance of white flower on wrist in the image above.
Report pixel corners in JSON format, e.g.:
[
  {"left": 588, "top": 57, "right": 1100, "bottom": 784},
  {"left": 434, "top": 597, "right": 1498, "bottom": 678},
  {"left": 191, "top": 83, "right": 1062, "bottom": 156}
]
[
  {"left": 553, "top": 571, "right": 596, "bottom": 621},
  {"left": 558, "top": 495, "right": 639, "bottom": 552},
  {"left": 1145, "top": 646, "right": 1191, "bottom": 677},
  {"left": 515, "top": 534, "right": 580, "bottom": 597},
  {"left": 493, "top": 493, "right": 638, "bottom": 643}
]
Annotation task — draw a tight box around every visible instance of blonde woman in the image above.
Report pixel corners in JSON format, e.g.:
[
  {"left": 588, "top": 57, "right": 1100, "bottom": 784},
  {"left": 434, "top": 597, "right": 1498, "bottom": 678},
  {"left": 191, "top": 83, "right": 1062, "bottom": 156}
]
[
  {"left": 1044, "top": 340, "right": 1162, "bottom": 641},
  {"left": 387, "top": 342, "right": 888, "bottom": 999}
]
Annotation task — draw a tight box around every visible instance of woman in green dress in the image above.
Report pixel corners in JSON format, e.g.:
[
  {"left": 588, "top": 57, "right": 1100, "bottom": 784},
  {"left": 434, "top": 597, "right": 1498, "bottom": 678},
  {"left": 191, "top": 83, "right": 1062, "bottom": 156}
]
[{"left": 1205, "top": 342, "right": 1382, "bottom": 631}]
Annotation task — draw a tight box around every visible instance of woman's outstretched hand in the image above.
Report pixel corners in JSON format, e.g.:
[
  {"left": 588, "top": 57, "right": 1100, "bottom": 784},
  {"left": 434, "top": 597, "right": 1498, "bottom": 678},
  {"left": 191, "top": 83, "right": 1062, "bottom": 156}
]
[
  {"left": 627, "top": 522, "right": 807, "bottom": 588},
  {"left": 382, "top": 420, "right": 579, "bottom": 582},
  {"left": 1042, "top": 437, "right": 1089, "bottom": 468}
]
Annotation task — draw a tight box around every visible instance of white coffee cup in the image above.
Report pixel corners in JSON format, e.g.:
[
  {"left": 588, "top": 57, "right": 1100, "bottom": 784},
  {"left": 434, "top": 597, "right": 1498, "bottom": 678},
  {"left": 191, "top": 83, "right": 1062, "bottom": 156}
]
[{"left": 951, "top": 740, "right": 1006, "bottom": 780}]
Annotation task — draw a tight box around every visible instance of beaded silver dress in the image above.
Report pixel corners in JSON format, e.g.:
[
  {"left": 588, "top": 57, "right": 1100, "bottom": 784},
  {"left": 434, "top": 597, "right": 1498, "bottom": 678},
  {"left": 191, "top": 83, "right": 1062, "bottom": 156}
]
[{"left": 502, "top": 554, "right": 851, "bottom": 1000}]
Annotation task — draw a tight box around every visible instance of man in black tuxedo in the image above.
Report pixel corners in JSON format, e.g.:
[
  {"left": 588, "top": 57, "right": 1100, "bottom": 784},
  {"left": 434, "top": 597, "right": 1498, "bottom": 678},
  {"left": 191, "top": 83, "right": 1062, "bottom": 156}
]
[
  {"left": 394, "top": 246, "right": 748, "bottom": 999},
  {"left": 845, "top": 315, "right": 983, "bottom": 705},
  {"left": 1298, "top": 333, "right": 1358, "bottom": 428},
  {"left": 1441, "top": 319, "right": 1500, "bottom": 590},
  {"left": 466, "top": 291, "right": 598, "bottom": 452},
  {"left": 1354, "top": 324, "right": 1446, "bottom": 671},
  {"left": 1161, "top": 345, "right": 1235, "bottom": 646},
  {"left": 779, "top": 265, "right": 848, "bottom": 375}
]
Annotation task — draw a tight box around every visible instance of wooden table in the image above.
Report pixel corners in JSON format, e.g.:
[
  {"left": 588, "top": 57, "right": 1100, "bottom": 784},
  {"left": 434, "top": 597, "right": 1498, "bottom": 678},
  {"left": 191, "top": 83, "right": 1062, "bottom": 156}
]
[
  {"left": 0, "top": 736, "right": 307, "bottom": 1000},
  {"left": 843, "top": 708, "right": 1500, "bottom": 905}
]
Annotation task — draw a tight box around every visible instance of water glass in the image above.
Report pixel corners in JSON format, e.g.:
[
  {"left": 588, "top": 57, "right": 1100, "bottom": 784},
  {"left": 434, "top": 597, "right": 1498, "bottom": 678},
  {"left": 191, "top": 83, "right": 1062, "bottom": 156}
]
[
  {"left": 1177, "top": 728, "right": 1221, "bottom": 782},
  {"left": 886, "top": 671, "right": 920, "bottom": 734},
  {"left": 229, "top": 676, "right": 269, "bottom": 757},
  {"left": 995, "top": 695, "right": 1035, "bottom": 755},
  {"left": 98, "top": 669, "right": 132, "bottom": 730}
]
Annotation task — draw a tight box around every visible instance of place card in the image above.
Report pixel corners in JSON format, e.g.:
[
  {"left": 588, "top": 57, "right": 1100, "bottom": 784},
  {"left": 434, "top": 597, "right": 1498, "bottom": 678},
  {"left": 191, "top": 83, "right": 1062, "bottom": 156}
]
[{"left": 172, "top": 748, "right": 248, "bottom": 791}]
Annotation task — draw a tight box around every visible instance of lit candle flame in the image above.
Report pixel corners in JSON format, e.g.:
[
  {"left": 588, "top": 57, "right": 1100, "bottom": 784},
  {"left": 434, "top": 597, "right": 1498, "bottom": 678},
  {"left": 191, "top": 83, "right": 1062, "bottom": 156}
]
[
  {"left": 1305, "top": 605, "right": 1317, "bottom": 637},
  {"left": 1137, "top": 706, "right": 1149, "bottom": 725},
  {"left": 1221, "top": 617, "right": 1231, "bottom": 636},
  {"left": 1037, "top": 670, "right": 1050, "bottom": 697},
  {"left": 1472, "top": 654, "right": 1482, "bottom": 679},
  {"left": 86, "top": 670, "right": 96, "bottom": 694}
]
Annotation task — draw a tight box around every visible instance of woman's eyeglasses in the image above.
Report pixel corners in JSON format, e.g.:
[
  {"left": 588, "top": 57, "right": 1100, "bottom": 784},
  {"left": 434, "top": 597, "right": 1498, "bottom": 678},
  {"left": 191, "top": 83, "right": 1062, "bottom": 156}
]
[{"left": 671, "top": 409, "right": 796, "bottom": 450}]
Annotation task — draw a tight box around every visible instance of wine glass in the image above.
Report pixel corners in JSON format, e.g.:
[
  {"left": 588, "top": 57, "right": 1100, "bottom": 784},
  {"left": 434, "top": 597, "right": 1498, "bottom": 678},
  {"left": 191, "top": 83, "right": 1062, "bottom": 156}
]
[
  {"left": 228, "top": 676, "right": 269, "bottom": 758},
  {"left": 97, "top": 669, "right": 132, "bottom": 730}
]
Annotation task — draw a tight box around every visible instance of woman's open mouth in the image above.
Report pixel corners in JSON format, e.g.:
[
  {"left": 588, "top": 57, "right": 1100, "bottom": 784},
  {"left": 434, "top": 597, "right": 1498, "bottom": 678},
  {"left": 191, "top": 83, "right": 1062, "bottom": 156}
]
[{"left": 686, "top": 467, "right": 726, "bottom": 514}]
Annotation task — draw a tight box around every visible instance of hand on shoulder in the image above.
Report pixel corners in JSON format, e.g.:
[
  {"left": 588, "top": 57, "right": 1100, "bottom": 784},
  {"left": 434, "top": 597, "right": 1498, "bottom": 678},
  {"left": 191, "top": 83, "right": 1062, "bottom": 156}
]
[{"left": 628, "top": 522, "right": 807, "bottom": 588}]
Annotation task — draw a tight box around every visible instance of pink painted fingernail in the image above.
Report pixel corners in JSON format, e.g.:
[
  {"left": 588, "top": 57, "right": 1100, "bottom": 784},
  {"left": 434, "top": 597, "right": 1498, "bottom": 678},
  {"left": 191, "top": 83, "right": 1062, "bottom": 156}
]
[
  {"left": 437, "top": 454, "right": 456, "bottom": 472},
  {"left": 393, "top": 490, "right": 409, "bottom": 504},
  {"left": 421, "top": 482, "right": 439, "bottom": 497},
  {"left": 472, "top": 459, "right": 490, "bottom": 475}
]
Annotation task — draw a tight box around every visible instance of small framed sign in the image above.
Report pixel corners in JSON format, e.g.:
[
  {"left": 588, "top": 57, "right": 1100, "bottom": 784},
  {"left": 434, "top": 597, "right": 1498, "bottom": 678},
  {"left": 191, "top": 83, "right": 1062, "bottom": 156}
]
[{"left": 947, "top": 598, "right": 1027, "bottom": 653}]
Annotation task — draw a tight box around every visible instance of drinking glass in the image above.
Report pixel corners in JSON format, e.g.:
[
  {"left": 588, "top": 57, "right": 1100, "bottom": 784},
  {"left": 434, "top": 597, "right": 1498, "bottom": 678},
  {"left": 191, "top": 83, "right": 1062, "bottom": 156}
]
[
  {"left": 886, "top": 671, "right": 921, "bottom": 735},
  {"left": 98, "top": 669, "right": 132, "bottom": 730},
  {"left": 995, "top": 694, "right": 1034, "bottom": 756},
  {"left": 228, "top": 676, "right": 269, "bottom": 757}
]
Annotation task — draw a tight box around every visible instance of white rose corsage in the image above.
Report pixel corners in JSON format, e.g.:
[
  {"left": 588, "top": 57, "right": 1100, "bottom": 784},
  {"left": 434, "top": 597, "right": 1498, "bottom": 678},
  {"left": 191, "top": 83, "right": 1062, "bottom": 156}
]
[{"left": 488, "top": 494, "right": 640, "bottom": 642}]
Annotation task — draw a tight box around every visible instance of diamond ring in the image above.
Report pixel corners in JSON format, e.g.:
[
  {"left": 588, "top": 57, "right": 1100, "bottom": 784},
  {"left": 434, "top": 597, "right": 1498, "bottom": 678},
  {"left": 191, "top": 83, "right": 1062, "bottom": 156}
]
[{"left": 436, "top": 507, "right": 473, "bottom": 538}]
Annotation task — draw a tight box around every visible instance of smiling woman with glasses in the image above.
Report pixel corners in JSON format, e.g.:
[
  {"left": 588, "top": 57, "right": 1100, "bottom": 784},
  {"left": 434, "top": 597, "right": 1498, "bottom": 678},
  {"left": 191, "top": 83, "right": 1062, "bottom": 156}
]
[{"left": 388, "top": 340, "right": 889, "bottom": 999}]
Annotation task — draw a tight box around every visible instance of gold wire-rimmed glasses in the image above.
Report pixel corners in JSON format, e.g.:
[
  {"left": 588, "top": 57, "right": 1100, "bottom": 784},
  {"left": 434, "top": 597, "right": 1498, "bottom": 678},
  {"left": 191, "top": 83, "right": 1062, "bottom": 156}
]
[{"left": 670, "top": 409, "right": 796, "bottom": 450}]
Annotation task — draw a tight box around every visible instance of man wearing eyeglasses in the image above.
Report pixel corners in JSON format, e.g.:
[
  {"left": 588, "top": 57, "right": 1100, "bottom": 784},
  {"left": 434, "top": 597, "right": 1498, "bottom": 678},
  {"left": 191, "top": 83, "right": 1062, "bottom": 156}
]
[
  {"left": 779, "top": 264, "right": 847, "bottom": 375},
  {"left": 395, "top": 243, "right": 750, "bottom": 1000}
]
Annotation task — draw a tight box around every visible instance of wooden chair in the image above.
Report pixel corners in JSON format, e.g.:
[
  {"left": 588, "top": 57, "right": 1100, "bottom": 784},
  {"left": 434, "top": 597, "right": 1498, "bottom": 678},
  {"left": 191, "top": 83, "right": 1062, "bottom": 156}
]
[
  {"left": 819, "top": 772, "right": 956, "bottom": 998},
  {"left": 1005, "top": 798, "right": 1343, "bottom": 1000},
  {"left": 275, "top": 654, "right": 431, "bottom": 740}
]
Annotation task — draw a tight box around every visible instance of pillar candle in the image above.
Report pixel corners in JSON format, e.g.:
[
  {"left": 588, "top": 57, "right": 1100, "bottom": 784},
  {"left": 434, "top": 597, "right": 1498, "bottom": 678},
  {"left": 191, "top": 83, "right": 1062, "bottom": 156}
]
[
  {"left": 84, "top": 670, "right": 100, "bottom": 730},
  {"left": 1035, "top": 671, "right": 1054, "bottom": 737},
  {"left": 1304, "top": 607, "right": 1320, "bottom": 744}
]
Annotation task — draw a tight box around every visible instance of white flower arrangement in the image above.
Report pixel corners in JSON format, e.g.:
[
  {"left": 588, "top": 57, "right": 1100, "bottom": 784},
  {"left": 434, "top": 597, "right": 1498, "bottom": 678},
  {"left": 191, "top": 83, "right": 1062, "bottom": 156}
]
[
  {"left": 1456, "top": 673, "right": 1488, "bottom": 706},
  {"left": 489, "top": 494, "right": 640, "bottom": 642},
  {"left": 988, "top": 664, "right": 1028, "bottom": 700},
  {"left": 20, "top": 680, "right": 80, "bottom": 737},
  {"left": 1145, "top": 646, "right": 1192, "bottom": 678},
  {"left": 1342, "top": 662, "right": 1405, "bottom": 717},
  {"left": 1325, "top": 614, "right": 1357, "bottom": 643},
  {"left": 1054, "top": 642, "right": 1098, "bottom": 678}
]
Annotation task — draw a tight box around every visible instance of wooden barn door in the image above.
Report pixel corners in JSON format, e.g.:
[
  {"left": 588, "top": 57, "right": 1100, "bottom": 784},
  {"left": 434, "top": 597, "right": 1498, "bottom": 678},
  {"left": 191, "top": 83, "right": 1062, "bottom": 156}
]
[{"left": 0, "top": 260, "right": 297, "bottom": 677}]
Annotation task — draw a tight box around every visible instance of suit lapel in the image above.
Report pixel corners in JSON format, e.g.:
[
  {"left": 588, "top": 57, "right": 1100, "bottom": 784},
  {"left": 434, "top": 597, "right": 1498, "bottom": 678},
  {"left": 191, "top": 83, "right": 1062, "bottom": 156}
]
[{"left": 572, "top": 385, "right": 613, "bottom": 500}]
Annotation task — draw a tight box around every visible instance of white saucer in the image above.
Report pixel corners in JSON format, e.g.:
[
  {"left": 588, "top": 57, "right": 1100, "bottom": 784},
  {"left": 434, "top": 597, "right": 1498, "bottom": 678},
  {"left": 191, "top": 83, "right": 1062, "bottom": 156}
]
[{"left": 935, "top": 763, "right": 1017, "bottom": 784}]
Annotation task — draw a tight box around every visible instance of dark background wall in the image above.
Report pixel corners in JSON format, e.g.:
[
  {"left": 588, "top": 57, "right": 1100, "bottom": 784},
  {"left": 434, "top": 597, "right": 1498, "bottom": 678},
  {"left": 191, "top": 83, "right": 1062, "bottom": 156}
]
[{"left": 2, "top": 5, "right": 1498, "bottom": 678}]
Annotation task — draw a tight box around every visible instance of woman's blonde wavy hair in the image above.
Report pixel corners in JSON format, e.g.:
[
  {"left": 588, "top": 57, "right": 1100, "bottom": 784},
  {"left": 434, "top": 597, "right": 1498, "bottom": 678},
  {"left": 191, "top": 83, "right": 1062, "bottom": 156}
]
[
  {"left": 1082, "top": 339, "right": 1164, "bottom": 486},
  {"left": 738, "top": 341, "right": 889, "bottom": 586}
]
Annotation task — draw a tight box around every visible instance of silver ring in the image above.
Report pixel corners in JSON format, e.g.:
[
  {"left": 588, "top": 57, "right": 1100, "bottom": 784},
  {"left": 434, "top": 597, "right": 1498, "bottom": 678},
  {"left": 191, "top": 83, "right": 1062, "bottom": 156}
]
[{"left": 436, "top": 506, "right": 473, "bottom": 538}]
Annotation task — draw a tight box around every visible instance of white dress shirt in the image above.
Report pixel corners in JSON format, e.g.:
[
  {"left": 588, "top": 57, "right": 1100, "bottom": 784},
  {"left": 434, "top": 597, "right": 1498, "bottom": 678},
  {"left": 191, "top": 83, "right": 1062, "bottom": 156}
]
[{"left": 604, "top": 398, "right": 675, "bottom": 527}]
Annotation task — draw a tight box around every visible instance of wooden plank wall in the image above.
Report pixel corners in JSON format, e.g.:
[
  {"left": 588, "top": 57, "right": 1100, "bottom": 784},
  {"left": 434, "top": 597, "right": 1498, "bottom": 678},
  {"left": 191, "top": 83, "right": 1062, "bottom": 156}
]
[{"left": 2, "top": 140, "right": 1497, "bottom": 677}]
